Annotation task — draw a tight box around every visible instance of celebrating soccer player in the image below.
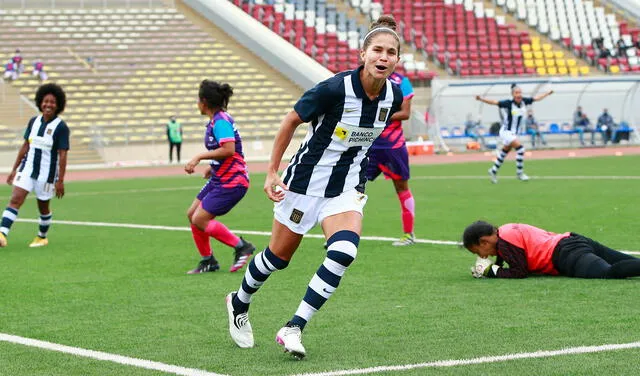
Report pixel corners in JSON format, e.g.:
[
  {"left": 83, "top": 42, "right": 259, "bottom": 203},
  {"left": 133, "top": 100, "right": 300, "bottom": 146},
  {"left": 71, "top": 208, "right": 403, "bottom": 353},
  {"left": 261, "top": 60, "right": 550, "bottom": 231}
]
[
  {"left": 183, "top": 80, "right": 255, "bottom": 274},
  {"left": 1, "top": 84, "right": 69, "bottom": 248},
  {"left": 476, "top": 84, "right": 553, "bottom": 183},
  {"left": 225, "top": 15, "right": 404, "bottom": 358},
  {"left": 462, "top": 220, "right": 640, "bottom": 279}
]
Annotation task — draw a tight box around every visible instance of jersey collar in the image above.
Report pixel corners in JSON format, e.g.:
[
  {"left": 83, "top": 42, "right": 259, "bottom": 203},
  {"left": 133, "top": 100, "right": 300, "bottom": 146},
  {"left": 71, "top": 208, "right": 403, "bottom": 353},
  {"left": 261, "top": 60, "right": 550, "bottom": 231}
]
[{"left": 351, "top": 66, "right": 388, "bottom": 102}]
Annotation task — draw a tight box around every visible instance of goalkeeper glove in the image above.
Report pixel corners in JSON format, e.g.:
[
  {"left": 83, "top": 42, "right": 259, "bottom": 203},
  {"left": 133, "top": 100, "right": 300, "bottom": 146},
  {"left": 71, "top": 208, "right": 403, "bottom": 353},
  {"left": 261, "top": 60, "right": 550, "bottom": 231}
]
[{"left": 471, "top": 256, "right": 499, "bottom": 278}]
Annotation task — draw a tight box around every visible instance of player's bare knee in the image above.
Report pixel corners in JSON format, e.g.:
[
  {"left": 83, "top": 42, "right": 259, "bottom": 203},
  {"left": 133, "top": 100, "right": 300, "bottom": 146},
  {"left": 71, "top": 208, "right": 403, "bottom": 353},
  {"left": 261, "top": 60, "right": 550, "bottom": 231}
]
[{"left": 8, "top": 194, "right": 26, "bottom": 209}]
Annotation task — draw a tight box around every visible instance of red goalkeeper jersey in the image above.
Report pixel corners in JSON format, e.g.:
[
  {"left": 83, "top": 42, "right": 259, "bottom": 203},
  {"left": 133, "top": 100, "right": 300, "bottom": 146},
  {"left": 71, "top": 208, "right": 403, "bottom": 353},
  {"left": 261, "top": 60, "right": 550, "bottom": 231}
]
[{"left": 493, "top": 224, "right": 571, "bottom": 278}]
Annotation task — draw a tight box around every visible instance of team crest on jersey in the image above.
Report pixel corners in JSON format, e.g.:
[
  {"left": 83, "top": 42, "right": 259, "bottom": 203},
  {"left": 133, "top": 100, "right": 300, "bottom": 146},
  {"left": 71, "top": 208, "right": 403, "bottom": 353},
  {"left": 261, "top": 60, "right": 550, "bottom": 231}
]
[
  {"left": 46, "top": 129, "right": 52, "bottom": 135},
  {"left": 290, "top": 209, "right": 304, "bottom": 224},
  {"left": 378, "top": 108, "right": 389, "bottom": 122},
  {"left": 334, "top": 126, "right": 348, "bottom": 140}
]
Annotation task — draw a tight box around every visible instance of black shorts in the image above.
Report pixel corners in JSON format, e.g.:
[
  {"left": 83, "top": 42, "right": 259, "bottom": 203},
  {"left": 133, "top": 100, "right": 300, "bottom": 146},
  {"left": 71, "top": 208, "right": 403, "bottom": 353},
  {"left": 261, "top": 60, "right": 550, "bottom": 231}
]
[{"left": 552, "top": 233, "right": 594, "bottom": 277}]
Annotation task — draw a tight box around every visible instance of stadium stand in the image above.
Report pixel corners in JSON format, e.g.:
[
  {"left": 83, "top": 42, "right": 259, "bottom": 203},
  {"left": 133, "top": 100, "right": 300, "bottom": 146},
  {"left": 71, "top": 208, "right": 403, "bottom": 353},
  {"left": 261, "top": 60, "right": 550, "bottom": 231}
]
[
  {"left": 0, "top": 5, "right": 302, "bottom": 163},
  {"left": 344, "top": 0, "right": 593, "bottom": 77},
  {"left": 228, "top": 0, "right": 437, "bottom": 84},
  {"left": 496, "top": 0, "right": 640, "bottom": 73}
]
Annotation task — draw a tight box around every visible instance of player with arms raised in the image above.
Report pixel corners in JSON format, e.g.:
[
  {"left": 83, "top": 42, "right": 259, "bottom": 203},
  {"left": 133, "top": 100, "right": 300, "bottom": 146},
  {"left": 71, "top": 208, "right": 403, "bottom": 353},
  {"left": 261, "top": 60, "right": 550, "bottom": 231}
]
[{"left": 476, "top": 84, "right": 553, "bottom": 183}]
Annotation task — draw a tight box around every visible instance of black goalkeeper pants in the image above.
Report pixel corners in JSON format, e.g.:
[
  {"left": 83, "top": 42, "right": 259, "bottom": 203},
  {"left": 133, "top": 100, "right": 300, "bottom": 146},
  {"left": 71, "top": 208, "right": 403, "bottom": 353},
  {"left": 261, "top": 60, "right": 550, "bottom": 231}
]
[{"left": 552, "top": 233, "right": 640, "bottom": 279}]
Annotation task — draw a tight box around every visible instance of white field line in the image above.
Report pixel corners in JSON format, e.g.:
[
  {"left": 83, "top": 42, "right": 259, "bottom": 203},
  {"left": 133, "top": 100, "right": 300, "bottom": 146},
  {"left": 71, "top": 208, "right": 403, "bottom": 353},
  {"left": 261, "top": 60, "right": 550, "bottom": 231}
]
[
  {"left": 411, "top": 175, "right": 640, "bottom": 180},
  {"left": 0, "top": 333, "right": 227, "bottom": 376},
  {"left": 16, "top": 219, "right": 639, "bottom": 255},
  {"left": 15, "top": 219, "right": 460, "bottom": 246},
  {"left": 5, "top": 220, "right": 640, "bottom": 375},
  {"left": 290, "top": 341, "right": 640, "bottom": 376},
  {"left": 1, "top": 174, "right": 638, "bottom": 200},
  {"left": 0, "top": 185, "right": 201, "bottom": 200}
]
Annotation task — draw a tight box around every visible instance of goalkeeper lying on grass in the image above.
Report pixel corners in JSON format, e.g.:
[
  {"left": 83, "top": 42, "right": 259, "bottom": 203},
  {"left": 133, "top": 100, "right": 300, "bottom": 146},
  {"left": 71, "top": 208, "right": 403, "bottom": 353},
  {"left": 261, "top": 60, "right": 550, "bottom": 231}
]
[{"left": 462, "top": 220, "right": 640, "bottom": 279}]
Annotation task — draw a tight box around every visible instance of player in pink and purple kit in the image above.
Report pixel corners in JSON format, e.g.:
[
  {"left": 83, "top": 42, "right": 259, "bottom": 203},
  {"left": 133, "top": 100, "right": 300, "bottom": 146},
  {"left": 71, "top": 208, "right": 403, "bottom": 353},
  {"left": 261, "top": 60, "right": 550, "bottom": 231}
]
[
  {"left": 184, "top": 80, "right": 255, "bottom": 274},
  {"left": 366, "top": 71, "right": 416, "bottom": 246}
]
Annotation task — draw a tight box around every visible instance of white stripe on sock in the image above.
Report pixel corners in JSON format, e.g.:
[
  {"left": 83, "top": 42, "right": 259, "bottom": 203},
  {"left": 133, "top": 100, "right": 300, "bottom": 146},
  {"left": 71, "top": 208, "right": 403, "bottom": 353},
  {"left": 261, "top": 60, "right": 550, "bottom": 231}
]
[
  {"left": 309, "top": 274, "right": 335, "bottom": 299},
  {"left": 327, "top": 240, "right": 357, "bottom": 259},
  {"left": 3, "top": 210, "right": 17, "bottom": 222}
]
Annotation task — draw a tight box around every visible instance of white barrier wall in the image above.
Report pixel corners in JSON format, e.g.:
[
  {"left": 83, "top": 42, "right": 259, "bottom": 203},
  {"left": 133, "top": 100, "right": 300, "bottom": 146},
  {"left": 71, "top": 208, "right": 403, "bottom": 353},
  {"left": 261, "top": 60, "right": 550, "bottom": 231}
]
[{"left": 430, "top": 76, "right": 640, "bottom": 128}]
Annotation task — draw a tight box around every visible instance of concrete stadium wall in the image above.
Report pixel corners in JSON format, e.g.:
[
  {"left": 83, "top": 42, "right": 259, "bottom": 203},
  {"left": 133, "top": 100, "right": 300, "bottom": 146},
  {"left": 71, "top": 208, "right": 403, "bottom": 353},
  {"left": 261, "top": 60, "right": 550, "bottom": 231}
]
[{"left": 181, "top": 0, "right": 333, "bottom": 90}]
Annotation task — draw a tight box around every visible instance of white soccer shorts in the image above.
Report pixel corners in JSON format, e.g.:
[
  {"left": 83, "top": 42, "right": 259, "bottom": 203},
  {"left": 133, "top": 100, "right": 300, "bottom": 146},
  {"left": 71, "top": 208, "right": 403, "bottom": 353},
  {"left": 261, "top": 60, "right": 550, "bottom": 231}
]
[
  {"left": 499, "top": 129, "right": 518, "bottom": 145},
  {"left": 274, "top": 188, "right": 368, "bottom": 234},
  {"left": 13, "top": 171, "right": 55, "bottom": 201}
]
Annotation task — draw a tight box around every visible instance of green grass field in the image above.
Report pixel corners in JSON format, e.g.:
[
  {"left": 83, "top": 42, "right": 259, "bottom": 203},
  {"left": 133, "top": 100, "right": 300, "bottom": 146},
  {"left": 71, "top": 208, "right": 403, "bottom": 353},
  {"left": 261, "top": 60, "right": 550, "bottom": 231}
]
[{"left": 0, "top": 155, "right": 639, "bottom": 376}]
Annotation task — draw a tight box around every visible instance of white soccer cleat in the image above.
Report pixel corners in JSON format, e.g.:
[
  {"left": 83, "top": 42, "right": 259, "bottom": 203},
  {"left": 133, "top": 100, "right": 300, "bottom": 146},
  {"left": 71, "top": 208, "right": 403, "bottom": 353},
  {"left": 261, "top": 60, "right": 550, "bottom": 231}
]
[
  {"left": 517, "top": 173, "right": 530, "bottom": 181},
  {"left": 488, "top": 168, "right": 498, "bottom": 184},
  {"left": 225, "top": 292, "right": 254, "bottom": 348},
  {"left": 392, "top": 233, "right": 415, "bottom": 246},
  {"left": 276, "top": 325, "right": 306, "bottom": 359},
  {"left": 0, "top": 232, "right": 7, "bottom": 247}
]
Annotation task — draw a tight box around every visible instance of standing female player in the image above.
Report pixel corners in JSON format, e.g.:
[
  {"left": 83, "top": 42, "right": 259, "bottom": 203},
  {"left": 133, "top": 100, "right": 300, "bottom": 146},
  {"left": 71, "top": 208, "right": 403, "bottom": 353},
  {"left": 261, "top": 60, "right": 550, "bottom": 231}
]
[
  {"left": 184, "top": 80, "right": 255, "bottom": 274},
  {"left": 225, "top": 15, "right": 404, "bottom": 358},
  {"left": 0, "top": 83, "right": 69, "bottom": 248},
  {"left": 475, "top": 84, "right": 553, "bottom": 183},
  {"left": 366, "top": 70, "right": 415, "bottom": 246}
]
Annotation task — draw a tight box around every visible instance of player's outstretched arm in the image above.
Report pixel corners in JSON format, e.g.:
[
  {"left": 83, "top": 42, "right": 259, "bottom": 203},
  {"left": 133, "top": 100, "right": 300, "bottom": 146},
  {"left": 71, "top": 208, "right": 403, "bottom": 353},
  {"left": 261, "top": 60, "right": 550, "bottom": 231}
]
[
  {"left": 475, "top": 95, "right": 499, "bottom": 106},
  {"left": 264, "top": 110, "right": 303, "bottom": 202},
  {"left": 533, "top": 90, "right": 554, "bottom": 102}
]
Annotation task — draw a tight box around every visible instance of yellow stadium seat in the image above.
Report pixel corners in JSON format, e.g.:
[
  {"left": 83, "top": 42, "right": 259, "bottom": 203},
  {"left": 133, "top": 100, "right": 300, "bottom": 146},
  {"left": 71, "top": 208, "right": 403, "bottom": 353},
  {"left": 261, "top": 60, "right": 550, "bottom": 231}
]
[
  {"left": 610, "top": 65, "right": 620, "bottom": 73},
  {"left": 537, "top": 67, "right": 547, "bottom": 75},
  {"left": 544, "top": 51, "right": 554, "bottom": 59},
  {"left": 547, "top": 67, "right": 558, "bottom": 75},
  {"left": 554, "top": 51, "right": 565, "bottom": 59},
  {"left": 533, "top": 51, "right": 543, "bottom": 59},
  {"left": 531, "top": 36, "right": 541, "bottom": 44},
  {"left": 558, "top": 67, "right": 568, "bottom": 75},
  {"left": 567, "top": 59, "right": 577, "bottom": 67},
  {"left": 556, "top": 59, "right": 566, "bottom": 67},
  {"left": 579, "top": 66, "right": 590, "bottom": 75},
  {"left": 531, "top": 43, "right": 541, "bottom": 51},
  {"left": 542, "top": 43, "right": 552, "bottom": 51},
  {"left": 521, "top": 44, "right": 531, "bottom": 52},
  {"left": 535, "top": 59, "right": 545, "bottom": 67},
  {"left": 545, "top": 59, "right": 556, "bottom": 67}
]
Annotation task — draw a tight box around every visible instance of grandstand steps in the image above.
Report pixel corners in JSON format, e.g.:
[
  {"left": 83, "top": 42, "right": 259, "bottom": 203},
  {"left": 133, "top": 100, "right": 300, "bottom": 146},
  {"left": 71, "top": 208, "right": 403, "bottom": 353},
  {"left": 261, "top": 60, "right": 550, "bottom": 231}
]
[
  {"left": 176, "top": 0, "right": 303, "bottom": 98},
  {"left": 68, "top": 141, "right": 104, "bottom": 165},
  {"left": 0, "top": 83, "right": 37, "bottom": 128},
  {"left": 487, "top": 0, "right": 597, "bottom": 74},
  {"left": 327, "top": 0, "right": 445, "bottom": 79}
]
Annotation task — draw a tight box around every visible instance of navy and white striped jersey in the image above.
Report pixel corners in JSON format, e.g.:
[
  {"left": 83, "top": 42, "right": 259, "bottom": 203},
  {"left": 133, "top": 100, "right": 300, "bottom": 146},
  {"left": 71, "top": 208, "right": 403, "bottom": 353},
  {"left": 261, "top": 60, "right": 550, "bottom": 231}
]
[
  {"left": 19, "top": 115, "right": 70, "bottom": 183},
  {"left": 282, "top": 66, "right": 403, "bottom": 198},
  {"left": 498, "top": 97, "right": 533, "bottom": 133}
]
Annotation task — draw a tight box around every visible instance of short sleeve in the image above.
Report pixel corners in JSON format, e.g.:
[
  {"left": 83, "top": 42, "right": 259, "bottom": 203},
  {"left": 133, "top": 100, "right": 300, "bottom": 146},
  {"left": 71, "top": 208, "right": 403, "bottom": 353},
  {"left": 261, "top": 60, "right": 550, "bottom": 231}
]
[
  {"left": 213, "top": 119, "right": 235, "bottom": 144},
  {"left": 294, "top": 79, "right": 335, "bottom": 123},
  {"left": 23, "top": 117, "right": 36, "bottom": 140},
  {"left": 498, "top": 100, "right": 511, "bottom": 108},
  {"left": 399, "top": 77, "right": 414, "bottom": 100},
  {"left": 523, "top": 97, "right": 534, "bottom": 105},
  {"left": 53, "top": 121, "right": 70, "bottom": 150}
]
